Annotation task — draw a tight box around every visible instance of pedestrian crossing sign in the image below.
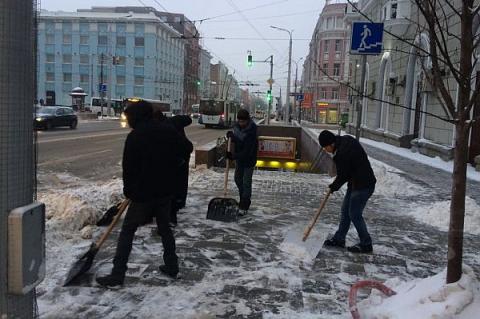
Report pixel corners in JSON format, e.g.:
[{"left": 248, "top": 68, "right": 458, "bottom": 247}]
[{"left": 350, "top": 22, "right": 384, "bottom": 55}]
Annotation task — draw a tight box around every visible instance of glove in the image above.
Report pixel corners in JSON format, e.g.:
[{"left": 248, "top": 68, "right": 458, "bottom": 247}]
[
  {"left": 226, "top": 152, "right": 234, "bottom": 160},
  {"left": 226, "top": 131, "right": 234, "bottom": 139},
  {"left": 328, "top": 183, "right": 339, "bottom": 193}
]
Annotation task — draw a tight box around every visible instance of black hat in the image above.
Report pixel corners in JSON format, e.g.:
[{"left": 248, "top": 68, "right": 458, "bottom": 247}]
[
  {"left": 124, "top": 99, "right": 153, "bottom": 129},
  {"left": 237, "top": 109, "right": 250, "bottom": 120},
  {"left": 318, "top": 130, "right": 336, "bottom": 147}
]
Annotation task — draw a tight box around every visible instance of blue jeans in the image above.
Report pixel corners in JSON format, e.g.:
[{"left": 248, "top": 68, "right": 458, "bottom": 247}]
[
  {"left": 234, "top": 165, "right": 254, "bottom": 202},
  {"left": 333, "top": 186, "right": 374, "bottom": 246}
]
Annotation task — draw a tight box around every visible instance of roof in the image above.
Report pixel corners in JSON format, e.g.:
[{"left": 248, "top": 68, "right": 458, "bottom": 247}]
[{"left": 39, "top": 10, "right": 182, "bottom": 37}]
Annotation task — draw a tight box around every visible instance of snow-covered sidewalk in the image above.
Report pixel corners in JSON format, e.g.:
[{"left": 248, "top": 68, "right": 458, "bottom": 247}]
[{"left": 36, "top": 161, "right": 480, "bottom": 318}]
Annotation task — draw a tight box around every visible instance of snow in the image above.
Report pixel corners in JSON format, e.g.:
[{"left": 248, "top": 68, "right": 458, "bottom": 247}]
[
  {"left": 35, "top": 161, "right": 480, "bottom": 318},
  {"left": 308, "top": 128, "right": 480, "bottom": 183},
  {"left": 357, "top": 265, "right": 480, "bottom": 319},
  {"left": 406, "top": 196, "right": 480, "bottom": 235}
]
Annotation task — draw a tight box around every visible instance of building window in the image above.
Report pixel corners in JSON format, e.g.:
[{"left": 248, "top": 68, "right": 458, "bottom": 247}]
[
  {"left": 80, "top": 74, "right": 89, "bottom": 83},
  {"left": 134, "top": 86, "right": 144, "bottom": 96},
  {"left": 80, "top": 54, "right": 89, "bottom": 64},
  {"left": 336, "top": 18, "right": 344, "bottom": 29},
  {"left": 46, "top": 34, "right": 55, "bottom": 44},
  {"left": 46, "top": 54, "right": 55, "bottom": 63},
  {"left": 333, "top": 63, "right": 340, "bottom": 76},
  {"left": 323, "top": 63, "right": 329, "bottom": 76},
  {"left": 174, "top": 17, "right": 181, "bottom": 23},
  {"left": 117, "top": 75, "right": 125, "bottom": 84},
  {"left": 46, "top": 72, "right": 55, "bottom": 82},
  {"left": 98, "top": 35, "right": 108, "bottom": 45},
  {"left": 80, "top": 35, "right": 89, "bottom": 45},
  {"left": 134, "top": 57, "right": 144, "bottom": 66},
  {"left": 117, "top": 23, "right": 127, "bottom": 33},
  {"left": 335, "top": 40, "right": 341, "bottom": 52},
  {"left": 135, "top": 37, "right": 145, "bottom": 47},
  {"left": 63, "top": 34, "right": 72, "bottom": 44},
  {"left": 63, "top": 54, "right": 72, "bottom": 64},
  {"left": 98, "top": 23, "right": 108, "bottom": 33},
  {"left": 63, "top": 73, "right": 72, "bottom": 82},
  {"left": 391, "top": 2, "right": 398, "bottom": 19},
  {"left": 332, "top": 88, "right": 339, "bottom": 99},
  {"left": 116, "top": 36, "right": 126, "bottom": 46},
  {"left": 320, "top": 88, "right": 327, "bottom": 99},
  {"left": 135, "top": 76, "right": 144, "bottom": 86},
  {"left": 324, "top": 40, "right": 329, "bottom": 53},
  {"left": 80, "top": 22, "right": 89, "bottom": 33},
  {"left": 327, "top": 17, "right": 333, "bottom": 29}
]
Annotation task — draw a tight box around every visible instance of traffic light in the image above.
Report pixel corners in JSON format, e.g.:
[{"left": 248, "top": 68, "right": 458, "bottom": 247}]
[
  {"left": 196, "top": 80, "right": 201, "bottom": 86},
  {"left": 266, "top": 90, "right": 272, "bottom": 102},
  {"left": 247, "top": 51, "right": 253, "bottom": 68}
]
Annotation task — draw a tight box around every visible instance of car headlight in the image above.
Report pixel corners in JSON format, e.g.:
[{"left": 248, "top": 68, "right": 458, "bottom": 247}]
[
  {"left": 121, "top": 113, "right": 127, "bottom": 121},
  {"left": 35, "top": 117, "right": 43, "bottom": 122}
]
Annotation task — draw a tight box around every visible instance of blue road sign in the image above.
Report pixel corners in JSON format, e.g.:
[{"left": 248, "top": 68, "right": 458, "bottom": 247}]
[
  {"left": 295, "top": 94, "right": 304, "bottom": 101},
  {"left": 350, "top": 22, "right": 384, "bottom": 55},
  {"left": 99, "top": 83, "right": 107, "bottom": 93}
]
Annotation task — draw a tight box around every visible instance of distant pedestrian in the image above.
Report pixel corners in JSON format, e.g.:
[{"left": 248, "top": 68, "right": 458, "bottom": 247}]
[
  {"left": 319, "top": 130, "right": 376, "bottom": 253},
  {"left": 226, "top": 109, "right": 258, "bottom": 214},
  {"left": 96, "top": 100, "right": 192, "bottom": 287}
]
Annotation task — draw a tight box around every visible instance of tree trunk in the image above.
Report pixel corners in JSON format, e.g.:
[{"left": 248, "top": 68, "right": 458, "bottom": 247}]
[{"left": 447, "top": 116, "right": 470, "bottom": 283}]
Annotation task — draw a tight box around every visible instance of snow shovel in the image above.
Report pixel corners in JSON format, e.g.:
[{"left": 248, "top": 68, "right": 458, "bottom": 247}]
[
  {"left": 206, "top": 137, "right": 239, "bottom": 222},
  {"left": 96, "top": 201, "right": 122, "bottom": 226},
  {"left": 279, "top": 190, "right": 331, "bottom": 262},
  {"left": 63, "top": 199, "right": 130, "bottom": 286}
]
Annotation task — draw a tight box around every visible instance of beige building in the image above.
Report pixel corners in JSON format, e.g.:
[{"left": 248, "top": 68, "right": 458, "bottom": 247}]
[{"left": 345, "top": 0, "right": 480, "bottom": 164}]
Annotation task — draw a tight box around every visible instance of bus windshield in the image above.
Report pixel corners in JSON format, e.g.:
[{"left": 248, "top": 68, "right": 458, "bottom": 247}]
[{"left": 199, "top": 100, "right": 224, "bottom": 115}]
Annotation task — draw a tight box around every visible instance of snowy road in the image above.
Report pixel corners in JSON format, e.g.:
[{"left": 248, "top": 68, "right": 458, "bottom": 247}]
[{"left": 37, "top": 120, "right": 229, "bottom": 182}]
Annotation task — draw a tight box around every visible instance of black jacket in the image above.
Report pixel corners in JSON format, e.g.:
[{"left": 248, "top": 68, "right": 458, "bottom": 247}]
[
  {"left": 329, "top": 135, "right": 376, "bottom": 192},
  {"left": 123, "top": 120, "right": 193, "bottom": 202},
  {"left": 166, "top": 115, "right": 193, "bottom": 160},
  {"left": 231, "top": 120, "right": 258, "bottom": 168}
]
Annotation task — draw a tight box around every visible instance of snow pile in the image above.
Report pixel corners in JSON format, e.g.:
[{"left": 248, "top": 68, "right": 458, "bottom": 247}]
[
  {"left": 406, "top": 197, "right": 480, "bottom": 235},
  {"left": 357, "top": 266, "right": 480, "bottom": 319},
  {"left": 369, "top": 158, "right": 423, "bottom": 197},
  {"left": 39, "top": 178, "right": 123, "bottom": 237}
]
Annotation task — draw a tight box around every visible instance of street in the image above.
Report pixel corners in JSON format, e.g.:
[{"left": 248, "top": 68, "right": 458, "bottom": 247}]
[{"left": 38, "top": 120, "right": 229, "bottom": 182}]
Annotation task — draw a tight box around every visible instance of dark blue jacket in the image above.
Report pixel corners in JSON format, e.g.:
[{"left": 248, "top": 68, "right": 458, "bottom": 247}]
[{"left": 231, "top": 120, "right": 258, "bottom": 168}]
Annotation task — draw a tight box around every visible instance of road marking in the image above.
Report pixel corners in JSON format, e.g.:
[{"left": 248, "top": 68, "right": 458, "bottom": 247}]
[
  {"left": 39, "top": 149, "right": 112, "bottom": 166},
  {"left": 38, "top": 130, "right": 128, "bottom": 144}
]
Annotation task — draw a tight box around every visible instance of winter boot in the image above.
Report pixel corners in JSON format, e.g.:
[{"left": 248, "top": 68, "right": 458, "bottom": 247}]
[
  {"left": 323, "top": 237, "right": 346, "bottom": 248},
  {"left": 96, "top": 273, "right": 125, "bottom": 287},
  {"left": 159, "top": 265, "right": 179, "bottom": 279},
  {"left": 347, "top": 243, "right": 373, "bottom": 254}
]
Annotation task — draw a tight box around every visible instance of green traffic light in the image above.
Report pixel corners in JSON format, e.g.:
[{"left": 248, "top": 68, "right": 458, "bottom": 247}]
[
  {"left": 196, "top": 80, "right": 201, "bottom": 86},
  {"left": 247, "top": 54, "right": 253, "bottom": 68}
]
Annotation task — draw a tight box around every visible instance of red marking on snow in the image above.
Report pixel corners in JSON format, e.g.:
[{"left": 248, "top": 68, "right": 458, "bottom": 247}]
[{"left": 349, "top": 280, "right": 396, "bottom": 319}]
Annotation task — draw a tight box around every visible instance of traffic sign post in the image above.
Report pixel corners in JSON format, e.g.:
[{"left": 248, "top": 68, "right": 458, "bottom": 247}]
[
  {"left": 295, "top": 93, "right": 304, "bottom": 102},
  {"left": 350, "top": 22, "right": 384, "bottom": 140}
]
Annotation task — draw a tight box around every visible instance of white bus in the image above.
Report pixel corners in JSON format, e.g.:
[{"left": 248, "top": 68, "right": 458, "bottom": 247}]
[
  {"left": 89, "top": 97, "right": 123, "bottom": 117},
  {"left": 198, "top": 99, "right": 239, "bottom": 128}
]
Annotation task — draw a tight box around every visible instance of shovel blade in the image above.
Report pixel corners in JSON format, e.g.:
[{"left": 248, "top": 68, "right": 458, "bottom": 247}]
[
  {"left": 63, "top": 244, "right": 98, "bottom": 286},
  {"left": 279, "top": 226, "right": 328, "bottom": 263},
  {"left": 206, "top": 197, "right": 239, "bottom": 222}
]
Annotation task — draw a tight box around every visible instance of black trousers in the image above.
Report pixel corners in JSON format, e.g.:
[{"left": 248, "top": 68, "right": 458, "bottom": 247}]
[
  {"left": 112, "top": 197, "right": 178, "bottom": 276},
  {"left": 170, "top": 157, "right": 190, "bottom": 223}
]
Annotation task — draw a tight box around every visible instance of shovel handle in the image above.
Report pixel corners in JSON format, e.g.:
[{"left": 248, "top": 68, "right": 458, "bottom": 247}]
[
  {"left": 302, "top": 191, "right": 331, "bottom": 241},
  {"left": 224, "top": 137, "right": 232, "bottom": 197},
  {"left": 95, "top": 199, "right": 130, "bottom": 249}
]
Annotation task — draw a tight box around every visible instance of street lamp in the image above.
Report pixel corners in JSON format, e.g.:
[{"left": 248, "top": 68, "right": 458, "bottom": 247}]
[
  {"left": 270, "top": 25, "right": 293, "bottom": 124},
  {"left": 292, "top": 57, "right": 304, "bottom": 122}
]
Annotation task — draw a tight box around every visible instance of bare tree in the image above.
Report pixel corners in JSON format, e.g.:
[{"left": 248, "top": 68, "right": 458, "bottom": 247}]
[{"left": 344, "top": 0, "right": 479, "bottom": 283}]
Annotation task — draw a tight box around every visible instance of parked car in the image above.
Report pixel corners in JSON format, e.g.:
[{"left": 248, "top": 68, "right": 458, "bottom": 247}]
[{"left": 34, "top": 106, "right": 78, "bottom": 130}]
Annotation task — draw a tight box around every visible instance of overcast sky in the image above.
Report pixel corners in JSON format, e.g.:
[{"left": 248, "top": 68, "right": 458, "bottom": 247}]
[{"left": 42, "top": 0, "right": 328, "bottom": 99}]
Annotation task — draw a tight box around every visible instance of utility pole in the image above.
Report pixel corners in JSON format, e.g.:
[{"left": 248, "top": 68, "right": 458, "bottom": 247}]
[
  {"left": 1, "top": 1, "right": 35, "bottom": 316},
  {"left": 100, "top": 53, "right": 105, "bottom": 117},
  {"left": 286, "top": 34, "right": 292, "bottom": 124}
]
